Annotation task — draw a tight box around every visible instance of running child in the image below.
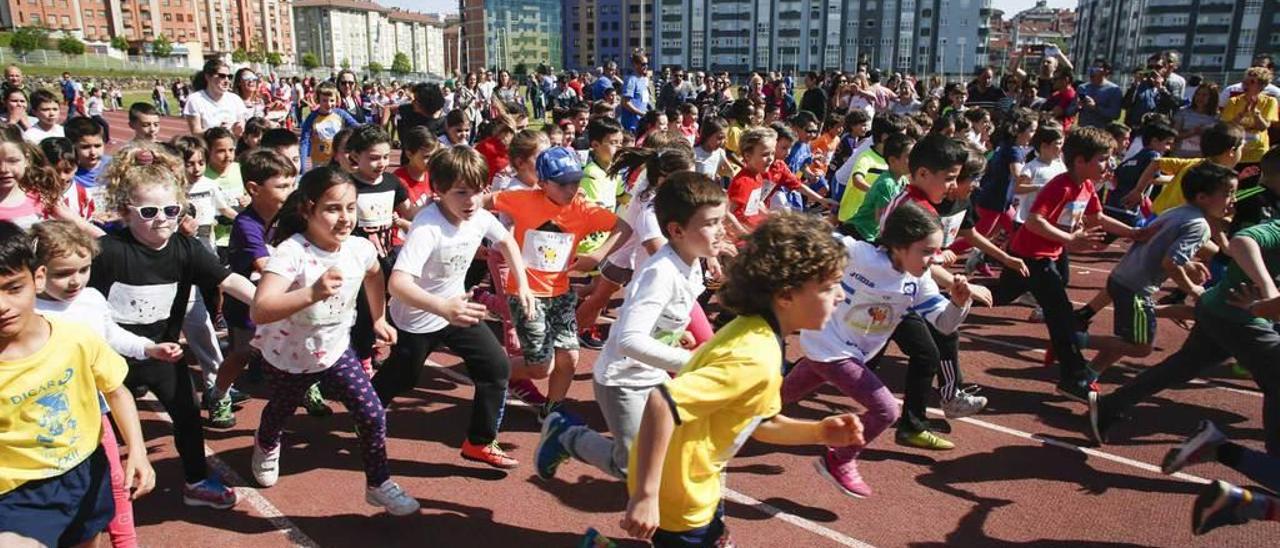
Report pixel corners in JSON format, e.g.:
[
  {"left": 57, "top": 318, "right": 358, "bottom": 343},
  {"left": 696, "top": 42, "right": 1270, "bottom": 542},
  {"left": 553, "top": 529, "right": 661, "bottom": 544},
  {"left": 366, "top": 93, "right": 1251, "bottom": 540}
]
[
  {"left": 536, "top": 171, "right": 726, "bottom": 482},
  {"left": 299, "top": 81, "right": 359, "bottom": 171},
  {"left": 1103, "top": 122, "right": 1175, "bottom": 227},
  {"left": 392, "top": 127, "right": 439, "bottom": 213},
  {"left": 67, "top": 117, "right": 111, "bottom": 211},
  {"left": 847, "top": 133, "right": 914, "bottom": 240},
  {"left": 1014, "top": 125, "right": 1068, "bottom": 228},
  {"left": 0, "top": 221, "right": 156, "bottom": 548},
  {"left": 127, "top": 103, "right": 162, "bottom": 143},
  {"left": 372, "top": 146, "right": 534, "bottom": 469},
  {"left": 248, "top": 165, "right": 418, "bottom": 515},
  {"left": 38, "top": 137, "right": 94, "bottom": 221},
  {"left": 1122, "top": 122, "right": 1244, "bottom": 216},
  {"left": 619, "top": 212, "right": 864, "bottom": 545},
  {"left": 88, "top": 143, "right": 256, "bottom": 509}
]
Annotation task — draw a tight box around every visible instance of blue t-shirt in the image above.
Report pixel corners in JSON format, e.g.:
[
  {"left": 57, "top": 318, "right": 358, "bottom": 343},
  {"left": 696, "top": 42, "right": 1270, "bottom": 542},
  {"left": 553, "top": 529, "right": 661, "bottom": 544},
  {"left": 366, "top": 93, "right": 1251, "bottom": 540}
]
[
  {"left": 591, "top": 76, "right": 613, "bottom": 101},
  {"left": 1106, "top": 148, "right": 1159, "bottom": 218},
  {"left": 74, "top": 155, "right": 112, "bottom": 189},
  {"left": 976, "top": 144, "right": 1030, "bottom": 212},
  {"left": 619, "top": 74, "right": 650, "bottom": 132}
]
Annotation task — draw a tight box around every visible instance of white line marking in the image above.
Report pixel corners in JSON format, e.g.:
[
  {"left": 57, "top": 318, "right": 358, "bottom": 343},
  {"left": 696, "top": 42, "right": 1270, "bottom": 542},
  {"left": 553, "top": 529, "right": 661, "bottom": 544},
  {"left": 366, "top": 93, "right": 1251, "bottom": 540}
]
[
  {"left": 424, "top": 361, "right": 878, "bottom": 548},
  {"left": 144, "top": 396, "right": 320, "bottom": 548}
]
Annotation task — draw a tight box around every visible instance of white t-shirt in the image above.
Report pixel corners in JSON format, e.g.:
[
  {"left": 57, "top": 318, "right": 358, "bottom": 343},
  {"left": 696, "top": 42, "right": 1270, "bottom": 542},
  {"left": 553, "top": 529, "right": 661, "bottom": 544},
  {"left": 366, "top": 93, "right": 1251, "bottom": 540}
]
[
  {"left": 389, "top": 204, "right": 507, "bottom": 334},
  {"left": 595, "top": 245, "right": 703, "bottom": 387},
  {"left": 694, "top": 146, "right": 725, "bottom": 179},
  {"left": 23, "top": 124, "right": 64, "bottom": 145},
  {"left": 1015, "top": 157, "right": 1066, "bottom": 224},
  {"left": 187, "top": 177, "right": 229, "bottom": 247},
  {"left": 799, "top": 237, "right": 969, "bottom": 363},
  {"left": 252, "top": 234, "right": 376, "bottom": 373},
  {"left": 36, "top": 288, "right": 152, "bottom": 360},
  {"left": 605, "top": 191, "right": 663, "bottom": 271},
  {"left": 86, "top": 96, "right": 104, "bottom": 116},
  {"left": 182, "top": 89, "right": 249, "bottom": 131}
]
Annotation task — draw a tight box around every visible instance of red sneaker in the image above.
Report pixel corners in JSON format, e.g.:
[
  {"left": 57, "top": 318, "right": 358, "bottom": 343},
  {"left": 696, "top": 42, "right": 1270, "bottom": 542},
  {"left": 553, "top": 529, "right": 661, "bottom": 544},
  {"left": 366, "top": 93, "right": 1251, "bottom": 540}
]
[{"left": 461, "top": 440, "right": 519, "bottom": 469}]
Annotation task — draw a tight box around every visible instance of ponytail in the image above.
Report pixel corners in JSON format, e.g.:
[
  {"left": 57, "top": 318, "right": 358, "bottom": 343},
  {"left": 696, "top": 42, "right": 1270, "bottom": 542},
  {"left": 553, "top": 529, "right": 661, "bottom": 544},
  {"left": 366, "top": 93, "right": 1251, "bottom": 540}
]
[{"left": 608, "top": 145, "right": 695, "bottom": 201}]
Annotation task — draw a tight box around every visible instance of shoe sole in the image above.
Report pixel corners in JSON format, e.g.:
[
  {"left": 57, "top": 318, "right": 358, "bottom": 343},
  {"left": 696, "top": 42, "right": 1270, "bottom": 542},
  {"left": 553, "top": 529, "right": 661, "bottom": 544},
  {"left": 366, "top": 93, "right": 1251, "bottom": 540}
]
[
  {"left": 209, "top": 419, "right": 237, "bottom": 429},
  {"left": 461, "top": 451, "right": 520, "bottom": 470},
  {"left": 811, "top": 457, "right": 868, "bottom": 499},
  {"left": 1191, "top": 481, "right": 1230, "bottom": 536},
  {"left": 1162, "top": 421, "right": 1219, "bottom": 475},
  {"left": 183, "top": 494, "right": 239, "bottom": 510},
  {"left": 366, "top": 494, "right": 420, "bottom": 516},
  {"left": 1088, "top": 392, "right": 1105, "bottom": 445}
]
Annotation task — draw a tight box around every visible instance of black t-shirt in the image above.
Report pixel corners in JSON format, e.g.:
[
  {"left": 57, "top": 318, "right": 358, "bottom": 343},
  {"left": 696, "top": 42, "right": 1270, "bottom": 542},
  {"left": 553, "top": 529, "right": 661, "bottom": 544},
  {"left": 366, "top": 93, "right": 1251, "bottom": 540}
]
[
  {"left": 396, "top": 104, "right": 443, "bottom": 138},
  {"left": 936, "top": 196, "right": 977, "bottom": 250},
  {"left": 800, "top": 87, "right": 828, "bottom": 121},
  {"left": 353, "top": 172, "right": 409, "bottom": 252},
  {"left": 88, "top": 231, "right": 231, "bottom": 351}
]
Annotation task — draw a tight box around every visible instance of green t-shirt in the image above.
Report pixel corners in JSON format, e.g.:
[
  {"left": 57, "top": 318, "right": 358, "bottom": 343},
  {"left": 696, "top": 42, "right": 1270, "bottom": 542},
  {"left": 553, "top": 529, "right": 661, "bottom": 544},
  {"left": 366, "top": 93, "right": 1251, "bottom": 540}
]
[
  {"left": 1200, "top": 220, "right": 1280, "bottom": 325},
  {"left": 836, "top": 148, "right": 887, "bottom": 222},
  {"left": 848, "top": 171, "right": 907, "bottom": 240},
  {"left": 206, "top": 161, "right": 243, "bottom": 247},
  {"left": 577, "top": 157, "right": 620, "bottom": 255}
]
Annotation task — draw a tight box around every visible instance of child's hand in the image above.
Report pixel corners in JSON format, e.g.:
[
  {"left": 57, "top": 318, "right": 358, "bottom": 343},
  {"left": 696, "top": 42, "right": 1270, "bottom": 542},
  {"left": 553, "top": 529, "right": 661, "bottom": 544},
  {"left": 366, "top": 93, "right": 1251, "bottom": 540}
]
[
  {"left": 571, "top": 254, "right": 602, "bottom": 273},
  {"left": 514, "top": 286, "right": 537, "bottom": 321},
  {"left": 679, "top": 331, "right": 697, "bottom": 349},
  {"left": 620, "top": 494, "right": 661, "bottom": 540},
  {"left": 1121, "top": 189, "right": 1145, "bottom": 210},
  {"left": 935, "top": 249, "right": 958, "bottom": 267},
  {"left": 818, "top": 413, "right": 865, "bottom": 447},
  {"left": 144, "top": 342, "right": 185, "bottom": 363},
  {"left": 310, "top": 267, "right": 344, "bottom": 302},
  {"left": 442, "top": 295, "right": 488, "bottom": 327},
  {"left": 1003, "top": 256, "right": 1030, "bottom": 278},
  {"left": 179, "top": 215, "right": 198, "bottom": 236},
  {"left": 968, "top": 284, "right": 994, "bottom": 307},
  {"left": 950, "top": 274, "right": 974, "bottom": 306},
  {"left": 124, "top": 451, "right": 156, "bottom": 500},
  {"left": 372, "top": 318, "right": 397, "bottom": 349},
  {"left": 1186, "top": 261, "right": 1212, "bottom": 286},
  {"left": 1068, "top": 226, "right": 1107, "bottom": 251}
]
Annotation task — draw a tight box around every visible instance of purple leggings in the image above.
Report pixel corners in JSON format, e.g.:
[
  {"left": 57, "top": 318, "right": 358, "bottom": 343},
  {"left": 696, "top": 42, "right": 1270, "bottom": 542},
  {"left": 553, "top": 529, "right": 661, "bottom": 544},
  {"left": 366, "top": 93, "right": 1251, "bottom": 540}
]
[
  {"left": 781, "top": 357, "right": 900, "bottom": 464},
  {"left": 256, "top": 349, "right": 390, "bottom": 487}
]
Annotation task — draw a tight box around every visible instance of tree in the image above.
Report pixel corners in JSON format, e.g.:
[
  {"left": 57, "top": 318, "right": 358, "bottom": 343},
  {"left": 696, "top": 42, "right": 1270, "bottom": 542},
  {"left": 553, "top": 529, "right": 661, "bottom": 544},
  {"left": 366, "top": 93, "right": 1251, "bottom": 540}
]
[
  {"left": 301, "top": 52, "right": 320, "bottom": 70},
  {"left": 11, "top": 27, "right": 49, "bottom": 59},
  {"left": 340, "top": 57, "right": 351, "bottom": 70},
  {"left": 366, "top": 61, "right": 384, "bottom": 76},
  {"left": 247, "top": 49, "right": 265, "bottom": 64},
  {"left": 110, "top": 35, "right": 130, "bottom": 53},
  {"left": 57, "top": 36, "right": 86, "bottom": 56},
  {"left": 391, "top": 53, "right": 412, "bottom": 75},
  {"left": 151, "top": 34, "right": 173, "bottom": 57},
  {"left": 266, "top": 52, "right": 283, "bottom": 68},
  {"left": 232, "top": 48, "right": 248, "bottom": 63}
]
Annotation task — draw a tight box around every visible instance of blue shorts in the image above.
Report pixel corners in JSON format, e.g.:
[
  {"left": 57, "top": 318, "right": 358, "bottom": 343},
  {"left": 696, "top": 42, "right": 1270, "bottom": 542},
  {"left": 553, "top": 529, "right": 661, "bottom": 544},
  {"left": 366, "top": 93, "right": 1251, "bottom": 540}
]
[
  {"left": 0, "top": 446, "right": 114, "bottom": 547},
  {"left": 1108, "top": 277, "right": 1156, "bottom": 346}
]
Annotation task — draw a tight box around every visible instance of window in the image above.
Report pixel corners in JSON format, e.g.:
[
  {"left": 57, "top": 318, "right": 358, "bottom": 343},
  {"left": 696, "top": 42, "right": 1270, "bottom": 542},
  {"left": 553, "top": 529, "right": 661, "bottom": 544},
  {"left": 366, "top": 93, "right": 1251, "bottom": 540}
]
[{"left": 61, "top": 15, "right": 70, "bottom": 26}]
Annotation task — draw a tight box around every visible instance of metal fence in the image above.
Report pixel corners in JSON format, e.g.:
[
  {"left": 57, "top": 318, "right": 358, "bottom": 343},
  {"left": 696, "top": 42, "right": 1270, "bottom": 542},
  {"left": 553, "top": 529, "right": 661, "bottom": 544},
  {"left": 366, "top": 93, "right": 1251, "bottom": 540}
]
[{"left": 0, "top": 47, "right": 192, "bottom": 73}]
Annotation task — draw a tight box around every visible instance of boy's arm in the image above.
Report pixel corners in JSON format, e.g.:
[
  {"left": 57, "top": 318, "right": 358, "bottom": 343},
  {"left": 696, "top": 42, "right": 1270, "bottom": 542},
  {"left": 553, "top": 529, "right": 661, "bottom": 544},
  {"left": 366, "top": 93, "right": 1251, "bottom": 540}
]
[
  {"left": 849, "top": 172, "right": 872, "bottom": 192},
  {"left": 1228, "top": 234, "right": 1280, "bottom": 300},
  {"left": 1163, "top": 258, "right": 1206, "bottom": 299},
  {"left": 957, "top": 227, "right": 1029, "bottom": 277},
  {"left": 298, "top": 112, "right": 317, "bottom": 172},
  {"left": 615, "top": 270, "right": 693, "bottom": 372},
  {"left": 104, "top": 386, "right": 156, "bottom": 500},
  {"left": 1087, "top": 211, "right": 1140, "bottom": 238},
  {"left": 1025, "top": 212, "right": 1077, "bottom": 244},
  {"left": 575, "top": 217, "right": 633, "bottom": 273},
  {"left": 751, "top": 413, "right": 864, "bottom": 447},
  {"left": 219, "top": 273, "right": 256, "bottom": 304},
  {"left": 1122, "top": 160, "right": 1162, "bottom": 208},
  {"left": 621, "top": 388, "right": 678, "bottom": 541}
]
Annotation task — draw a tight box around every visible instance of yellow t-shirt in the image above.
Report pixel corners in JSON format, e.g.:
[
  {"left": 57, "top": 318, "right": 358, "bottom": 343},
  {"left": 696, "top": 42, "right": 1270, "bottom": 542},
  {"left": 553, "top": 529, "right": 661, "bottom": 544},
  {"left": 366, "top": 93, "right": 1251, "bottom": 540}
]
[
  {"left": 1150, "top": 157, "right": 1205, "bottom": 215},
  {"left": 724, "top": 123, "right": 746, "bottom": 155},
  {"left": 1221, "top": 94, "right": 1279, "bottom": 164},
  {"left": 628, "top": 315, "right": 783, "bottom": 532},
  {"left": 0, "top": 319, "right": 127, "bottom": 494}
]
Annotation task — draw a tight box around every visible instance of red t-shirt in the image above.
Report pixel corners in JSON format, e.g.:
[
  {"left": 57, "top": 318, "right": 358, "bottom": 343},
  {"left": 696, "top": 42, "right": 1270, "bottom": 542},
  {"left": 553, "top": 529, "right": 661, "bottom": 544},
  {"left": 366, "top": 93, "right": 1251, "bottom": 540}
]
[
  {"left": 1009, "top": 172, "right": 1100, "bottom": 259},
  {"left": 392, "top": 166, "right": 433, "bottom": 247},
  {"left": 728, "top": 167, "right": 767, "bottom": 228},
  {"left": 1047, "top": 85, "right": 1077, "bottom": 131},
  {"left": 763, "top": 160, "right": 803, "bottom": 204},
  {"left": 474, "top": 136, "right": 510, "bottom": 185}
]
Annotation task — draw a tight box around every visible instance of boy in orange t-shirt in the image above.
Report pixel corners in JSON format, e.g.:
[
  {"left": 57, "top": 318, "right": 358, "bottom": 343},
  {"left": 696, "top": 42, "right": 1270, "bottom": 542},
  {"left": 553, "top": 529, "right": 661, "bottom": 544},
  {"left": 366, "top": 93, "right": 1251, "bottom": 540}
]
[{"left": 487, "top": 146, "right": 632, "bottom": 417}]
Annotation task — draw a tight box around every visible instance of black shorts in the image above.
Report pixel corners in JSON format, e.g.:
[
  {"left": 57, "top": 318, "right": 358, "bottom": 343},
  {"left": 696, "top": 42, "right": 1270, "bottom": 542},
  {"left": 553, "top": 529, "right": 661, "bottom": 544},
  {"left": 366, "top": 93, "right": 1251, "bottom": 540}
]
[
  {"left": 0, "top": 446, "right": 114, "bottom": 547},
  {"left": 1108, "top": 277, "right": 1156, "bottom": 346}
]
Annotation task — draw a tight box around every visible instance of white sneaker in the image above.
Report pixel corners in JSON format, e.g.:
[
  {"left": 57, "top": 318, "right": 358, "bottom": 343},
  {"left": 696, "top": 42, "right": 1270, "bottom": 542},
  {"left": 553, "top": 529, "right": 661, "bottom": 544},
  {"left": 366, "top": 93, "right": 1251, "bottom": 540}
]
[
  {"left": 251, "top": 442, "right": 281, "bottom": 487},
  {"left": 1028, "top": 307, "right": 1045, "bottom": 322},
  {"left": 1014, "top": 293, "right": 1039, "bottom": 307},
  {"left": 942, "top": 387, "right": 988, "bottom": 419},
  {"left": 366, "top": 479, "right": 419, "bottom": 516}
]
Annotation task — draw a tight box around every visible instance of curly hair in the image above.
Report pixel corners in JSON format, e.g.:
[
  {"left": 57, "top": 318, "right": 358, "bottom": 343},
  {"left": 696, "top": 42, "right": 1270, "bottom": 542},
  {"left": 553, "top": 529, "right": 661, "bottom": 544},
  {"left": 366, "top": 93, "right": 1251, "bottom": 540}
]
[
  {"left": 718, "top": 212, "right": 847, "bottom": 317},
  {"left": 100, "top": 141, "right": 187, "bottom": 212}
]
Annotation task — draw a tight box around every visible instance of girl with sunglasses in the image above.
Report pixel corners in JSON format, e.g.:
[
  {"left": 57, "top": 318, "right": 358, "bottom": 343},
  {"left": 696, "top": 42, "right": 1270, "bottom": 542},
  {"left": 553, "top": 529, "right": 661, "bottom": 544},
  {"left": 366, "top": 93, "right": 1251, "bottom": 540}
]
[
  {"left": 184, "top": 58, "right": 248, "bottom": 137},
  {"left": 88, "top": 143, "right": 258, "bottom": 511}
]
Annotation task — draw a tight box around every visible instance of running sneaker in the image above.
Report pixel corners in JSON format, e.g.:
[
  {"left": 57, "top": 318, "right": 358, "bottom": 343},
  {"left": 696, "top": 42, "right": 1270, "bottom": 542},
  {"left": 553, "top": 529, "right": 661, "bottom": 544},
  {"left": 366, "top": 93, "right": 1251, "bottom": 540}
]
[
  {"left": 813, "top": 448, "right": 872, "bottom": 498},
  {"left": 303, "top": 383, "right": 332, "bottom": 417},
  {"left": 366, "top": 479, "right": 420, "bottom": 516},
  {"left": 538, "top": 401, "right": 565, "bottom": 424},
  {"left": 1014, "top": 292, "right": 1038, "bottom": 307},
  {"left": 1055, "top": 378, "right": 1095, "bottom": 404},
  {"left": 461, "top": 440, "right": 520, "bottom": 469},
  {"left": 208, "top": 395, "right": 236, "bottom": 429},
  {"left": 941, "top": 386, "right": 987, "bottom": 419},
  {"left": 1227, "top": 362, "right": 1253, "bottom": 380},
  {"left": 1042, "top": 344, "right": 1056, "bottom": 367},
  {"left": 1192, "top": 481, "right": 1250, "bottom": 535},
  {"left": 1087, "top": 391, "right": 1114, "bottom": 445},
  {"left": 183, "top": 476, "right": 239, "bottom": 509},
  {"left": 578, "top": 326, "right": 606, "bottom": 350},
  {"left": 1161, "top": 420, "right": 1226, "bottom": 475},
  {"left": 508, "top": 378, "right": 548, "bottom": 407},
  {"left": 534, "top": 411, "right": 578, "bottom": 480},
  {"left": 895, "top": 429, "right": 955, "bottom": 450},
  {"left": 251, "top": 442, "right": 281, "bottom": 487}
]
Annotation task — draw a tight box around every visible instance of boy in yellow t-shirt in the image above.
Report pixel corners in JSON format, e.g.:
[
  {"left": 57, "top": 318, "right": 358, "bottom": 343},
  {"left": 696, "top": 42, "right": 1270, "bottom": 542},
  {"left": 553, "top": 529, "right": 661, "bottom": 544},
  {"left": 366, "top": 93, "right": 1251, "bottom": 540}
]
[
  {"left": 1123, "top": 122, "right": 1243, "bottom": 215},
  {"left": 0, "top": 221, "right": 154, "bottom": 547},
  {"left": 620, "top": 213, "right": 865, "bottom": 545}
]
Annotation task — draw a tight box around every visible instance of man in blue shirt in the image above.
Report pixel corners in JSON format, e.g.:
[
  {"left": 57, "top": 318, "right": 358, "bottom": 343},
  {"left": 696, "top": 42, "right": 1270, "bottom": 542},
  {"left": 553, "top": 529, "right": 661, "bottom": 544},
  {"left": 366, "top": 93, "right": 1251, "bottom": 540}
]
[
  {"left": 591, "top": 61, "right": 618, "bottom": 101},
  {"left": 1077, "top": 62, "right": 1123, "bottom": 128},
  {"left": 60, "top": 72, "right": 78, "bottom": 121},
  {"left": 619, "top": 52, "right": 651, "bottom": 133}
]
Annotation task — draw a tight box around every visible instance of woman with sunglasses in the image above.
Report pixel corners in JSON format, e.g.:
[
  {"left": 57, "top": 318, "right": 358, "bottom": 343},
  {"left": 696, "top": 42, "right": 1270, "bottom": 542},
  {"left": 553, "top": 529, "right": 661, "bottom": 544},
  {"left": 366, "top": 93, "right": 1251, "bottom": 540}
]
[
  {"left": 233, "top": 67, "right": 267, "bottom": 120},
  {"left": 335, "top": 69, "right": 371, "bottom": 125},
  {"left": 183, "top": 59, "right": 248, "bottom": 137}
]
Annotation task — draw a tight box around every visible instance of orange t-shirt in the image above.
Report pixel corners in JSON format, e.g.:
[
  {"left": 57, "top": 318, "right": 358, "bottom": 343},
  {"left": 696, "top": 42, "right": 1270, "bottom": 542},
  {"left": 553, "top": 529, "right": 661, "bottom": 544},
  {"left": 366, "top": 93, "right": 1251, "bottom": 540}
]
[{"left": 493, "top": 188, "right": 618, "bottom": 297}]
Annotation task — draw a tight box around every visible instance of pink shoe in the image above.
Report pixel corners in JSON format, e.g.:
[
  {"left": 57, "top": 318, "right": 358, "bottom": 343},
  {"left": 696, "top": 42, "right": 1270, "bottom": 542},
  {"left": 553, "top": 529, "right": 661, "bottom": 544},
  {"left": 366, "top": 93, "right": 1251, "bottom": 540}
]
[
  {"left": 813, "top": 448, "right": 872, "bottom": 498},
  {"left": 508, "top": 378, "right": 548, "bottom": 407}
]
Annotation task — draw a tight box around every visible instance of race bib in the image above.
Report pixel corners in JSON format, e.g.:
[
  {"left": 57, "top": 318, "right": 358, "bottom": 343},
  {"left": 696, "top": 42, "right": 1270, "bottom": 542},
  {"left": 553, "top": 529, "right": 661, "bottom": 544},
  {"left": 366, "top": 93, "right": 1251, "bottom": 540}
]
[
  {"left": 356, "top": 190, "right": 396, "bottom": 229},
  {"left": 939, "top": 211, "right": 966, "bottom": 248},
  {"left": 1055, "top": 199, "right": 1087, "bottom": 231},
  {"left": 108, "top": 282, "right": 179, "bottom": 325},
  {"left": 522, "top": 229, "right": 574, "bottom": 272},
  {"left": 292, "top": 267, "right": 361, "bottom": 326},
  {"left": 743, "top": 188, "right": 764, "bottom": 216}
]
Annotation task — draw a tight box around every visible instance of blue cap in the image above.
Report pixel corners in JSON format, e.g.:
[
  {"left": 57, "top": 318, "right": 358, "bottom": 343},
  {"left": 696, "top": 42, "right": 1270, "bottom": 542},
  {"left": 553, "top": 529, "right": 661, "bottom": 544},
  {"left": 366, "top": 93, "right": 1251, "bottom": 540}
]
[{"left": 536, "top": 146, "right": 584, "bottom": 185}]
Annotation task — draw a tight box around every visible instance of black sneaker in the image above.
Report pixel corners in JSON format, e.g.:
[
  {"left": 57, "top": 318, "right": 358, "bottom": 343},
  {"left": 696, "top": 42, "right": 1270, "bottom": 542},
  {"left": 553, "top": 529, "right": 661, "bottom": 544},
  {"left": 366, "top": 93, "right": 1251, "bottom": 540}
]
[
  {"left": 577, "top": 326, "right": 605, "bottom": 350},
  {"left": 1055, "top": 378, "right": 1095, "bottom": 404}
]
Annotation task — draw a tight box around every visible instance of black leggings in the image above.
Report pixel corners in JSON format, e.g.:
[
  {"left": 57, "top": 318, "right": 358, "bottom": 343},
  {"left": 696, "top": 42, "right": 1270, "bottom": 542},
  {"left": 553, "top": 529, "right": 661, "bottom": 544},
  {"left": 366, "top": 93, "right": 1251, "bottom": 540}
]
[
  {"left": 371, "top": 323, "right": 511, "bottom": 445},
  {"left": 991, "top": 254, "right": 1088, "bottom": 385},
  {"left": 123, "top": 359, "right": 207, "bottom": 483},
  {"left": 871, "top": 312, "right": 960, "bottom": 434}
]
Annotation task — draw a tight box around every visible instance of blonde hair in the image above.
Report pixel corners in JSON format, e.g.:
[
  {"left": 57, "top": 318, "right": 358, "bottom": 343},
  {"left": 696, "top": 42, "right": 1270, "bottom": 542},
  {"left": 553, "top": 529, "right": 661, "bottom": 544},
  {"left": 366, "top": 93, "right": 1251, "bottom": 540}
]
[
  {"left": 1245, "top": 66, "right": 1275, "bottom": 85},
  {"left": 508, "top": 129, "right": 550, "bottom": 164},
  {"left": 740, "top": 127, "right": 778, "bottom": 155},
  {"left": 31, "top": 219, "right": 98, "bottom": 266},
  {"left": 101, "top": 142, "right": 188, "bottom": 212}
]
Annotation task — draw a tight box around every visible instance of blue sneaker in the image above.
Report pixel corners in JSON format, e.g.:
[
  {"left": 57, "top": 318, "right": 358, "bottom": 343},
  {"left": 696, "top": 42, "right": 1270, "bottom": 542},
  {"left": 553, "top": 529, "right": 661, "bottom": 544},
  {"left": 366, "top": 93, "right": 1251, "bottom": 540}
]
[
  {"left": 535, "top": 411, "right": 579, "bottom": 480},
  {"left": 183, "top": 476, "right": 238, "bottom": 509}
]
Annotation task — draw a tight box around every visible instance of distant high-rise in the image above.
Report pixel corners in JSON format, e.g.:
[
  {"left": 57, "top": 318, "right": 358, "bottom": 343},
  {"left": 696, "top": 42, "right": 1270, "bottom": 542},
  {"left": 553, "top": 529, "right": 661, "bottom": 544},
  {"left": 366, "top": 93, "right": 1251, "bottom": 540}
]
[{"left": 461, "top": 0, "right": 562, "bottom": 72}]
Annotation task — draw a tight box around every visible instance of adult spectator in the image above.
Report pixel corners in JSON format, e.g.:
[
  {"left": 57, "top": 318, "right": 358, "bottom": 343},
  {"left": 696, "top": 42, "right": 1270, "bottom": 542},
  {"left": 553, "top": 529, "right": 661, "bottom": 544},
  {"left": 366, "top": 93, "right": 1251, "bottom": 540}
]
[
  {"left": 592, "top": 61, "right": 618, "bottom": 101},
  {"left": 397, "top": 82, "right": 446, "bottom": 141},
  {"left": 152, "top": 79, "right": 170, "bottom": 117},
  {"left": 183, "top": 58, "right": 248, "bottom": 135},
  {"left": 619, "top": 51, "right": 652, "bottom": 133},
  {"left": 172, "top": 79, "right": 190, "bottom": 113},
  {"left": 335, "top": 69, "right": 371, "bottom": 124},
  {"left": 527, "top": 72, "right": 546, "bottom": 120},
  {"left": 865, "top": 69, "right": 898, "bottom": 113},
  {"left": 1222, "top": 66, "right": 1279, "bottom": 167},
  {"left": 965, "top": 66, "right": 1005, "bottom": 107},
  {"left": 1123, "top": 67, "right": 1175, "bottom": 129},
  {"left": 4, "top": 65, "right": 22, "bottom": 91},
  {"left": 1076, "top": 61, "right": 1123, "bottom": 128},
  {"left": 1043, "top": 69, "right": 1078, "bottom": 130},
  {"left": 60, "top": 72, "right": 78, "bottom": 120},
  {"left": 657, "top": 69, "right": 692, "bottom": 114},
  {"left": 565, "top": 70, "right": 584, "bottom": 99},
  {"left": 799, "top": 71, "right": 828, "bottom": 122},
  {"left": 233, "top": 67, "right": 267, "bottom": 119},
  {"left": 1221, "top": 54, "right": 1280, "bottom": 104},
  {"left": 1161, "top": 51, "right": 1187, "bottom": 103},
  {"left": 1173, "top": 82, "right": 1221, "bottom": 157},
  {"left": 495, "top": 70, "right": 519, "bottom": 105}
]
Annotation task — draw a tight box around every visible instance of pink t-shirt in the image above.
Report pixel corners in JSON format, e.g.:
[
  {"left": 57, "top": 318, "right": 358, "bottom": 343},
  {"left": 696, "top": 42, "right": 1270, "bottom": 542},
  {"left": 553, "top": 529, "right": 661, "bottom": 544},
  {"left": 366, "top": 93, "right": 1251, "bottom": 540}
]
[{"left": 0, "top": 192, "right": 46, "bottom": 229}]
